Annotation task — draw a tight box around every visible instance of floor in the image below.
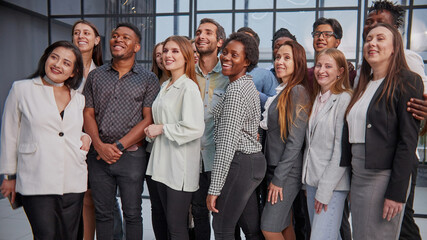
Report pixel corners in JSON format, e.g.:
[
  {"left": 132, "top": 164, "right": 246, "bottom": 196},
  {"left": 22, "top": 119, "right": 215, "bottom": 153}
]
[{"left": 1, "top": 184, "right": 427, "bottom": 240}]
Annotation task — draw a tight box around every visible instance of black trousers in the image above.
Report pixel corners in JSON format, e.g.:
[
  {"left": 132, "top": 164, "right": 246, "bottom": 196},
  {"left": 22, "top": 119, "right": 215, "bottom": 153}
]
[
  {"left": 157, "top": 181, "right": 193, "bottom": 240},
  {"left": 399, "top": 169, "right": 421, "bottom": 240},
  {"left": 212, "top": 152, "right": 266, "bottom": 240},
  {"left": 22, "top": 193, "right": 84, "bottom": 240}
]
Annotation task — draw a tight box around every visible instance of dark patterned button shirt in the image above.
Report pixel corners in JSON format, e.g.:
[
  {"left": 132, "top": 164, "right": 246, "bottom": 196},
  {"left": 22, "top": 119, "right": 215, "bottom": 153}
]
[{"left": 83, "top": 62, "right": 160, "bottom": 143}]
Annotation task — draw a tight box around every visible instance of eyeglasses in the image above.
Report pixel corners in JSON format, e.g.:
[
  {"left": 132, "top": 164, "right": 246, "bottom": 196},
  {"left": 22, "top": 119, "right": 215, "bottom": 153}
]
[{"left": 311, "top": 31, "right": 338, "bottom": 39}]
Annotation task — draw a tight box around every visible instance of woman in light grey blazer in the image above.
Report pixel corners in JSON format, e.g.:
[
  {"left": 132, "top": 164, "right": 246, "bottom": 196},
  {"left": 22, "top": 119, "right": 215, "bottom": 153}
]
[{"left": 302, "top": 48, "right": 351, "bottom": 239}]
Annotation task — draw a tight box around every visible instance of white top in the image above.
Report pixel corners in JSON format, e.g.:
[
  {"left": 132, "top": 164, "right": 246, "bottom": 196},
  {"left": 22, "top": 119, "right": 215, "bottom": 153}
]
[
  {"left": 347, "top": 78, "right": 384, "bottom": 143},
  {"left": 0, "top": 77, "right": 88, "bottom": 195},
  {"left": 405, "top": 49, "right": 427, "bottom": 93},
  {"left": 260, "top": 83, "right": 286, "bottom": 130},
  {"left": 146, "top": 74, "right": 205, "bottom": 192},
  {"left": 77, "top": 60, "right": 96, "bottom": 94}
]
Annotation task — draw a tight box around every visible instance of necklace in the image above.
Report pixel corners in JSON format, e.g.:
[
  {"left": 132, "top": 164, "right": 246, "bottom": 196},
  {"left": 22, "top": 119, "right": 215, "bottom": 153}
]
[{"left": 43, "top": 75, "right": 64, "bottom": 87}]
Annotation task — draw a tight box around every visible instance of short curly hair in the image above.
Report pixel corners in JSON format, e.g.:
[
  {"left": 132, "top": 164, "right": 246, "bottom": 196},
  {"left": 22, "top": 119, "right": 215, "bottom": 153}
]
[
  {"left": 222, "top": 32, "right": 259, "bottom": 72},
  {"left": 368, "top": 0, "right": 405, "bottom": 29}
]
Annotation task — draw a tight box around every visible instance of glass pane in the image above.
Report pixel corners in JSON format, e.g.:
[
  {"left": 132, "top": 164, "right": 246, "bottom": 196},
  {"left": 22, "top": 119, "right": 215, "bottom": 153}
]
[
  {"left": 276, "top": 11, "right": 315, "bottom": 58},
  {"left": 276, "top": 0, "right": 316, "bottom": 9},
  {"left": 179, "top": 0, "right": 190, "bottom": 12},
  {"left": 156, "top": 0, "right": 189, "bottom": 13},
  {"left": 321, "top": 10, "right": 359, "bottom": 60},
  {"left": 236, "top": 0, "right": 274, "bottom": 9},
  {"left": 4, "top": 0, "right": 47, "bottom": 15},
  {"left": 414, "top": 0, "right": 427, "bottom": 5},
  {"left": 84, "top": 0, "right": 106, "bottom": 14},
  {"left": 156, "top": 0, "right": 174, "bottom": 13},
  {"left": 323, "top": 0, "right": 358, "bottom": 7},
  {"left": 410, "top": 9, "right": 427, "bottom": 60},
  {"left": 235, "top": 12, "right": 274, "bottom": 61},
  {"left": 196, "top": 13, "right": 233, "bottom": 38},
  {"left": 197, "top": 0, "right": 232, "bottom": 11},
  {"left": 51, "top": 18, "right": 80, "bottom": 43},
  {"left": 51, "top": 0, "right": 81, "bottom": 15},
  {"left": 156, "top": 16, "right": 190, "bottom": 43}
]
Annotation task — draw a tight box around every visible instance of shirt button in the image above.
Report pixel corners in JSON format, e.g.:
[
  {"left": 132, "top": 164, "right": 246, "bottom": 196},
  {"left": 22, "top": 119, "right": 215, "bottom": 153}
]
[
  {"left": 367, "top": 124, "right": 372, "bottom": 129},
  {"left": 59, "top": 132, "right": 64, "bottom": 137}
]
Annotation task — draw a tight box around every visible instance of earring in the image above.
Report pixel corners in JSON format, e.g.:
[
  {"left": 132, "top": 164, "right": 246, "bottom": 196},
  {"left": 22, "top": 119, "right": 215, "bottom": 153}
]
[{"left": 337, "top": 75, "right": 340, "bottom": 79}]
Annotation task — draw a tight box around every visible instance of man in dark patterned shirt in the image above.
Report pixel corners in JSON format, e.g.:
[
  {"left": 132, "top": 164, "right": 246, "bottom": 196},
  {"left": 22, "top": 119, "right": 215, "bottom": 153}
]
[{"left": 83, "top": 22, "right": 160, "bottom": 240}]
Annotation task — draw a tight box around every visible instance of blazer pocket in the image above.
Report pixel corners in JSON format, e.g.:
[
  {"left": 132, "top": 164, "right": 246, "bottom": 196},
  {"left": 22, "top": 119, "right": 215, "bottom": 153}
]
[{"left": 18, "top": 143, "right": 37, "bottom": 154}]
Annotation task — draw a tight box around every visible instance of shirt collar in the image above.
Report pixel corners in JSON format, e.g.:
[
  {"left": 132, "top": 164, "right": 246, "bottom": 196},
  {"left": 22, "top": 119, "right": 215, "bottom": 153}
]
[
  {"left": 107, "top": 61, "right": 143, "bottom": 74},
  {"left": 196, "top": 57, "right": 222, "bottom": 75},
  {"left": 318, "top": 90, "right": 331, "bottom": 103}
]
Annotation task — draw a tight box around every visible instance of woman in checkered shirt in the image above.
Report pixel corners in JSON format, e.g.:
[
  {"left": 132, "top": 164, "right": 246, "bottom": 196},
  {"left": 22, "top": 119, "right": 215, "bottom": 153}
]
[{"left": 206, "top": 32, "right": 266, "bottom": 239}]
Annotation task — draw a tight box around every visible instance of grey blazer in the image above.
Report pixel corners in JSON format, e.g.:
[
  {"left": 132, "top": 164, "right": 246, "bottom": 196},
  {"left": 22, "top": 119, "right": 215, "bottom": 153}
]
[
  {"left": 264, "top": 85, "right": 309, "bottom": 187},
  {"left": 302, "top": 91, "right": 351, "bottom": 204}
]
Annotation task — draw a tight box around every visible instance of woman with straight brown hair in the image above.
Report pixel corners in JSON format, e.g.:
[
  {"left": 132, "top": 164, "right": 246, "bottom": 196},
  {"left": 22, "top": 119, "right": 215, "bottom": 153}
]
[
  {"left": 260, "top": 41, "right": 313, "bottom": 240},
  {"left": 72, "top": 20, "right": 102, "bottom": 93},
  {"left": 144, "top": 35, "right": 204, "bottom": 240},
  {"left": 341, "top": 23, "right": 423, "bottom": 240}
]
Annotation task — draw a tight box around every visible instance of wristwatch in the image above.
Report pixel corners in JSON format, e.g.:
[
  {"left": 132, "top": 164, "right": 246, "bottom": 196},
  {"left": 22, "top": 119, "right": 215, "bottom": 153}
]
[
  {"left": 115, "top": 140, "right": 125, "bottom": 152},
  {"left": 3, "top": 174, "right": 16, "bottom": 180}
]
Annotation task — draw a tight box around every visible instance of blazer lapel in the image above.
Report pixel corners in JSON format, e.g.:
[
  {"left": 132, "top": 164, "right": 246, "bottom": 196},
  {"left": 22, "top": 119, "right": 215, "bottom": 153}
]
[{"left": 309, "top": 94, "right": 338, "bottom": 136}]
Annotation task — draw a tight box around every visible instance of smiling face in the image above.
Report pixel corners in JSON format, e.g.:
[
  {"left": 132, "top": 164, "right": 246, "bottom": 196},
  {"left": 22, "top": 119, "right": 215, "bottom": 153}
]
[
  {"left": 274, "top": 45, "right": 295, "bottom": 84},
  {"left": 72, "top": 23, "right": 100, "bottom": 54},
  {"left": 220, "top": 40, "right": 249, "bottom": 82},
  {"left": 273, "top": 36, "right": 293, "bottom": 59},
  {"left": 363, "top": 26, "right": 394, "bottom": 69},
  {"left": 195, "top": 23, "right": 222, "bottom": 56},
  {"left": 155, "top": 44, "right": 165, "bottom": 71},
  {"left": 162, "top": 40, "right": 185, "bottom": 77},
  {"left": 109, "top": 26, "right": 140, "bottom": 60},
  {"left": 314, "top": 54, "right": 344, "bottom": 93},
  {"left": 44, "top": 46, "right": 76, "bottom": 84},
  {"left": 312, "top": 24, "right": 340, "bottom": 53}
]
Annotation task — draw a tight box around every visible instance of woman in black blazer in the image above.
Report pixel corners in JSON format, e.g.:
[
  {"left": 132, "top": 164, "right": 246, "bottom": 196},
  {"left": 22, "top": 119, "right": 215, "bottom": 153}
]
[{"left": 341, "top": 23, "right": 423, "bottom": 240}]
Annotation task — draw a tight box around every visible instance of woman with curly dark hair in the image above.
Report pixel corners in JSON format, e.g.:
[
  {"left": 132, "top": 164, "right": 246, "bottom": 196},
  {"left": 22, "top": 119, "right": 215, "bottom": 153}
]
[{"left": 206, "top": 32, "right": 266, "bottom": 239}]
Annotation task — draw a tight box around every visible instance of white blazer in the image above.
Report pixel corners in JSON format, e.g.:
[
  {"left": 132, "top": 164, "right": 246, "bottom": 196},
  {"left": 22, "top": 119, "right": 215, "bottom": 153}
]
[
  {"left": 302, "top": 91, "right": 351, "bottom": 204},
  {"left": 0, "top": 77, "right": 88, "bottom": 195}
]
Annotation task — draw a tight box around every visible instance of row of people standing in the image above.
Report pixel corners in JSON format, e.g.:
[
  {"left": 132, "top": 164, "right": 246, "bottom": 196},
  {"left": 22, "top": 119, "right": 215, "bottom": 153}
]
[{"left": 1, "top": 0, "right": 426, "bottom": 239}]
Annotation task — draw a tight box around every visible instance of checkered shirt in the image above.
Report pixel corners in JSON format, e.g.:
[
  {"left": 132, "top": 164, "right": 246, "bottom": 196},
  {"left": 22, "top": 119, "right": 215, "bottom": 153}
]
[
  {"left": 208, "top": 75, "right": 262, "bottom": 196},
  {"left": 83, "top": 62, "right": 160, "bottom": 143}
]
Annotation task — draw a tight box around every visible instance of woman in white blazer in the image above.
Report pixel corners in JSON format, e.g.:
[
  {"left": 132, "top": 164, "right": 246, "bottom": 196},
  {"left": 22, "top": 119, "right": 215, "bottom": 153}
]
[
  {"left": 0, "top": 41, "right": 90, "bottom": 240},
  {"left": 302, "top": 48, "right": 351, "bottom": 239}
]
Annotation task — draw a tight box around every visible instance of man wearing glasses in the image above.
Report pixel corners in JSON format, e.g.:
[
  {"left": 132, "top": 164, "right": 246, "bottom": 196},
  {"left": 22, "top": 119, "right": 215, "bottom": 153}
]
[{"left": 309, "top": 18, "right": 357, "bottom": 88}]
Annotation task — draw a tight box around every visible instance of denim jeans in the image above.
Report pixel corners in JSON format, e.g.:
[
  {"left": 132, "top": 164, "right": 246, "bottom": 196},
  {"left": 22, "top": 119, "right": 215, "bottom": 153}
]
[
  {"left": 88, "top": 147, "right": 146, "bottom": 240},
  {"left": 306, "top": 185, "right": 347, "bottom": 240}
]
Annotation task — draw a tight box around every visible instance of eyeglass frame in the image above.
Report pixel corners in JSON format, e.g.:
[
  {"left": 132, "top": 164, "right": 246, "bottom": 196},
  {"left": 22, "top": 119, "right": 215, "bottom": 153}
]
[{"left": 311, "top": 31, "right": 338, "bottom": 39}]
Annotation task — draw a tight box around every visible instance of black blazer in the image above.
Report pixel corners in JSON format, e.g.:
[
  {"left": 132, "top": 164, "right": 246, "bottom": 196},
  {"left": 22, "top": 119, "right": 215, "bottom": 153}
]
[{"left": 341, "top": 69, "right": 423, "bottom": 203}]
